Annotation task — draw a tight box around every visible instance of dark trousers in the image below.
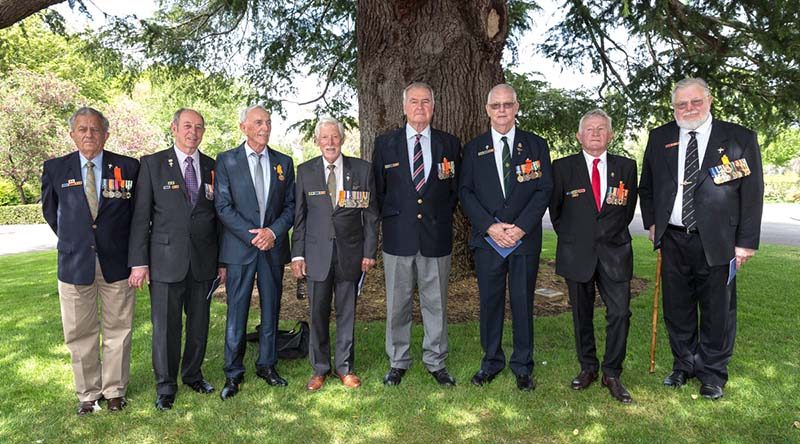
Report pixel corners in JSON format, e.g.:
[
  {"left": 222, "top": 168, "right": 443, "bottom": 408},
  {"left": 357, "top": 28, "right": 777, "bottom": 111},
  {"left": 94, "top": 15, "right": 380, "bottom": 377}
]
[
  {"left": 661, "top": 229, "right": 737, "bottom": 387},
  {"left": 223, "top": 252, "right": 283, "bottom": 380},
  {"left": 150, "top": 266, "right": 213, "bottom": 395},
  {"left": 566, "top": 261, "right": 631, "bottom": 378},
  {"left": 475, "top": 248, "right": 538, "bottom": 376},
  {"left": 308, "top": 245, "right": 357, "bottom": 376}
]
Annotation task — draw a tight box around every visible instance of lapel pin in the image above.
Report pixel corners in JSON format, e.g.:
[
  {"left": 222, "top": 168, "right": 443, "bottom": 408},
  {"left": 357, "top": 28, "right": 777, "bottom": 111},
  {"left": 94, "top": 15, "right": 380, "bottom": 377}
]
[
  {"left": 516, "top": 143, "right": 523, "bottom": 154},
  {"left": 107, "top": 163, "right": 113, "bottom": 169},
  {"left": 611, "top": 172, "right": 615, "bottom": 178},
  {"left": 168, "top": 159, "right": 174, "bottom": 167},
  {"left": 717, "top": 147, "right": 725, "bottom": 154}
]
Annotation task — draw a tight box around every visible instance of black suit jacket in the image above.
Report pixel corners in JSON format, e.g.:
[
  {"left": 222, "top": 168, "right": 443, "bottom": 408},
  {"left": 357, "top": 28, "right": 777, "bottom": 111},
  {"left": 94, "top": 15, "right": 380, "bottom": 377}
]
[
  {"left": 639, "top": 119, "right": 764, "bottom": 266},
  {"left": 292, "top": 155, "right": 379, "bottom": 282},
  {"left": 550, "top": 153, "right": 638, "bottom": 283},
  {"left": 372, "top": 127, "right": 461, "bottom": 257},
  {"left": 42, "top": 150, "right": 139, "bottom": 285},
  {"left": 128, "top": 148, "right": 220, "bottom": 283},
  {"left": 460, "top": 128, "right": 553, "bottom": 255}
]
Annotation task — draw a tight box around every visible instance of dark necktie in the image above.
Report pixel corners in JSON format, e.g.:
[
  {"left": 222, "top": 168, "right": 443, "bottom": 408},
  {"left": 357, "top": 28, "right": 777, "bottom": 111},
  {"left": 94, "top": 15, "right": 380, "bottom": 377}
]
[
  {"left": 412, "top": 134, "right": 425, "bottom": 193},
  {"left": 591, "top": 158, "right": 601, "bottom": 211},
  {"left": 501, "top": 136, "right": 511, "bottom": 196},
  {"left": 252, "top": 153, "right": 266, "bottom": 226},
  {"left": 682, "top": 131, "right": 699, "bottom": 230},
  {"left": 184, "top": 156, "right": 198, "bottom": 206},
  {"left": 327, "top": 164, "right": 337, "bottom": 208},
  {"left": 85, "top": 161, "right": 98, "bottom": 220}
]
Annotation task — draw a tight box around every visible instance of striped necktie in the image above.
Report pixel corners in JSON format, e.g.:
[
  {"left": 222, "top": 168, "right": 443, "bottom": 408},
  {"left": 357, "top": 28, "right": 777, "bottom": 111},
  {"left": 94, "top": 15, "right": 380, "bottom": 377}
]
[
  {"left": 682, "top": 131, "right": 699, "bottom": 230},
  {"left": 412, "top": 134, "right": 425, "bottom": 193}
]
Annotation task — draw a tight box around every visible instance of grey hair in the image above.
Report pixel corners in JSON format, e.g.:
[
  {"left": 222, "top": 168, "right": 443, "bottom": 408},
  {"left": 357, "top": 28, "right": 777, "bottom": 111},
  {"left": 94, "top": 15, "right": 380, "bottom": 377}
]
[
  {"left": 402, "top": 82, "right": 435, "bottom": 105},
  {"left": 171, "top": 108, "right": 205, "bottom": 127},
  {"left": 487, "top": 83, "right": 518, "bottom": 104},
  {"left": 578, "top": 109, "right": 613, "bottom": 132},
  {"left": 69, "top": 107, "right": 109, "bottom": 132},
  {"left": 239, "top": 104, "right": 270, "bottom": 124},
  {"left": 671, "top": 77, "right": 711, "bottom": 103},
  {"left": 314, "top": 116, "right": 346, "bottom": 143}
]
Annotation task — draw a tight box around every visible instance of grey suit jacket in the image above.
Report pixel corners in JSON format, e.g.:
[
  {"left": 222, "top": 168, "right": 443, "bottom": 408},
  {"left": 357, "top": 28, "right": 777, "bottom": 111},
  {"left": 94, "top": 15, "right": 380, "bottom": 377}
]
[{"left": 291, "top": 155, "right": 379, "bottom": 282}]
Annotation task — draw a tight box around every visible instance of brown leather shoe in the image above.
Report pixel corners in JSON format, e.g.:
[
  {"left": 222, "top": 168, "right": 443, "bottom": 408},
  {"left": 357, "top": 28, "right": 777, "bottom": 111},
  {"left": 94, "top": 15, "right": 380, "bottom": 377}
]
[
  {"left": 601, "top": 375, "right": 633, "bottom": 404},
  {"left": 335, "top": 372, "right": 361, "bottom": 389},
  {"left": 571, "top": 370, "right": 598, "bottom": 390},
  {"left": 106, "top": 396, "right": 127, "bottom": 411},
  {"left": 306, "top": 374, "right": 327, "bottom": 391},
  {"left": 77, "top": 400, "right": 100, "bottom": 416}
]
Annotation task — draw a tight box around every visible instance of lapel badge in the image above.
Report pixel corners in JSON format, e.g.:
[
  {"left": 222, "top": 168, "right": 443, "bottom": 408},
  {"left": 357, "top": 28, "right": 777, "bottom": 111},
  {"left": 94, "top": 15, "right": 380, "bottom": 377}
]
[
  {"left": 516, "top": 143, "right": 523, "bottom": 154},
  {"left": 717, "top": 146, "right": 725, "bottom": 154},
  {"left": 611, "top": 172, "right": 615, "bottom": 178},
  {"left": 346, "top": 172, "right": 351, "bottom": 182},
  {"left": 665, "top": 142, "right": 678, "bottom": 148},
  {"left": 168, "top": 158, "right": 174, "bottom": 167},
  {"left": 276, "top": 164, "right": 285, "bottom": 181},
  {"left": 107, "top": 163, "right": 113, "bottom": 169}
]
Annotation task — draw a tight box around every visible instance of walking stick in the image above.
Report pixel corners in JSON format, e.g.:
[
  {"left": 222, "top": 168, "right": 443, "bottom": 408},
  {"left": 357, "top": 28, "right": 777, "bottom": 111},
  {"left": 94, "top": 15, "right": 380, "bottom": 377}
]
[{"left": 649, "top": 250, "right": 662, "bottom": 374}]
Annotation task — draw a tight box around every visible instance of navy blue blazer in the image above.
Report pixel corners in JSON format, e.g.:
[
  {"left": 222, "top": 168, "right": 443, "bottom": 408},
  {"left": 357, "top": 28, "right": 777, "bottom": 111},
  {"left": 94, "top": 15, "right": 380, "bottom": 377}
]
[
  {"left": 460, "top": 128, "right": 553, "bottom": 256},
  {"left": 372, "top": 127, "right": 461, "bottom": 257},
  {"left": 42, "top": 150, "right": 139, "bottom": 285},
  {"left": 215, "top": 143, "right": 295, "bottom": 266}
]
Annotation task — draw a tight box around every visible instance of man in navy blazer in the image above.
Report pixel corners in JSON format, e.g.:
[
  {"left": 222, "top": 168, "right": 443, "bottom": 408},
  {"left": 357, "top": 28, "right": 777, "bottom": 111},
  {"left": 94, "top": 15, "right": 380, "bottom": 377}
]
[
  {"left": 214, "top": 104, "right": 296, "bottom": 399},
  {"left": 372, "top": 82, "right": 461, "bottom": 387},
  {"left": 460, "top": 84, "right": 553, "bottom": 391},
  {"left": 41, "top": 107, "right": 139, "bottom": 415}
]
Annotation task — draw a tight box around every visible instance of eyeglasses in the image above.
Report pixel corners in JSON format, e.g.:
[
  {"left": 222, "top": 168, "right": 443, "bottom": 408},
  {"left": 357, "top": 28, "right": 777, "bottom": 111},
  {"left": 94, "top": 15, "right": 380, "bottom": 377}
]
[
  {"left": 488, "top": 102, "right": 517, "bottom": 111},
  {"left": 673, "top": 97, "right": 708, "bottom": 111}
]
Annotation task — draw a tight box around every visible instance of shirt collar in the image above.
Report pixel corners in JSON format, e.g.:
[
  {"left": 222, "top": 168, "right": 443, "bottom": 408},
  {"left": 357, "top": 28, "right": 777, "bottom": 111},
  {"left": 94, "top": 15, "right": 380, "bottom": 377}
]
[
  {"left": 173, "top": 145, "right": 199, "bottom": 165},
  {"left": 323, "top": 154, "right": 344, "bottom": 170},
  {"left": 491, "top": 126, "right": 516, "bottom": 144},
  {"left": 680, "top": 114, "right": 713, "bottom": 137},
  {"left": 244, "top": 141, "right": 268, "bottom": 158},
  {"left": 79, "top": 151, "right": 103, "bottom": 169},
  {"left": 582, "top": 149, "right": 607, "bottom": 165},
  {"left": 405, "top": 124, "right": 431, "bottom": 140}
]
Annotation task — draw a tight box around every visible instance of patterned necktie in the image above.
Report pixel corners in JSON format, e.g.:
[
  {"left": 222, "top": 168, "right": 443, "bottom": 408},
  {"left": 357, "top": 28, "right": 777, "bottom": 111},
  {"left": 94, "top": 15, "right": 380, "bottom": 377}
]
[
  {"left": 682, "top": 131, "right": 699, "bottom": 230},
  {"left": 85, "top": 161, "right": 98, "bottom": 220},
  {"left": 412, "top": 134, "right": 425, "bottom": 193},
  {"left": 252, "top": 153, "right": 266, "bottom": 226},
  {"left": 184, "top": 156, "right": 198, "bottom": 206},
  {"left": 501, "top": 136, "right": 512, "bottom": 196},
  {"left": 591, "top": 158, "right": 602, "bottom": 211},
  {"left": 327, "top": 164, "right": 337, "bottom": 208}
]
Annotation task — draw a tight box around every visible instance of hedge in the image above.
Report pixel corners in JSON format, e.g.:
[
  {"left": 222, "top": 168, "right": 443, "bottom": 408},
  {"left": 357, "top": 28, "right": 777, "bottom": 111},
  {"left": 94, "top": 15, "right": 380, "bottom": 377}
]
[{"left": 0, "top": 204, "right": 46, "bottom": 225}]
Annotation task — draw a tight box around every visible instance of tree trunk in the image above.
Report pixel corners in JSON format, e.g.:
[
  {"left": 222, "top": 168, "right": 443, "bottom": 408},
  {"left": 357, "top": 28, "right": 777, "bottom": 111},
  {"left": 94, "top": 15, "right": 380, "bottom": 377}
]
[
  {"left": 0, "top": 0, "right": 65, "bottom": 29},
  {"left": 15, "top": 181, "right": 28, "bottom": 205},
  {"left": 356, "top": 0, "right": 509, "bottom": 274}
]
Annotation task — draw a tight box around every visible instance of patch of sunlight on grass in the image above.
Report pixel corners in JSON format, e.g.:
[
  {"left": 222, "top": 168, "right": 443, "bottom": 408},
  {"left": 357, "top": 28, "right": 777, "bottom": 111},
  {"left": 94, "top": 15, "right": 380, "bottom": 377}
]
[
  {"left": 585, "top": 405, "right": 602, "bottom": 418},
  {"left": 19, "top": 356, "right": 71, "bottom": 386},
  {"left": 272, "top": 410, "right": 299, "bottom": 423},
  {"left": 582, "top": 422, "right": 608, "bottom": 442},
  {"left": 356, "top": 422, "right": 393, "bottom": 442},
  {"left": 442, "top": 406, "right": 481, "bottom": 427}
]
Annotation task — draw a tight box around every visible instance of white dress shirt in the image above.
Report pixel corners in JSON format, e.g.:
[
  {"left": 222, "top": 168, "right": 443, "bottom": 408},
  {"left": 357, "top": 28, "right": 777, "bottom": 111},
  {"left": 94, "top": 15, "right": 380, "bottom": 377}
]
[
  {"left": 405, "top": 124, "right": 432, "bottom": 181},
  {"left": 669, "top": 115, "right": 713, "bottom": 226},
  {"left": 491, "top": 126, "right": 516, "bottom": 198},
  {"left": 582, "top": 149, "right": 608, "bottom": 208},
  {"left": 244, "top": 142, "right": 272, "bottom": 207}
]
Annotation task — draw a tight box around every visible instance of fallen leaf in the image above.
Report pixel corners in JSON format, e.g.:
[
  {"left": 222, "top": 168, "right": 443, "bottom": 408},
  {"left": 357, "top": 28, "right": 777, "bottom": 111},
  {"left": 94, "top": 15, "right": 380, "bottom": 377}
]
[
  {"left": 691, "top": 394, "right": 699, "bottom": 400},
  {"left": 573, "top": 429, "right": 579, "bottom": 436},
  {"left": 792, "top": 420, "right": 800, "bottom": 429}
]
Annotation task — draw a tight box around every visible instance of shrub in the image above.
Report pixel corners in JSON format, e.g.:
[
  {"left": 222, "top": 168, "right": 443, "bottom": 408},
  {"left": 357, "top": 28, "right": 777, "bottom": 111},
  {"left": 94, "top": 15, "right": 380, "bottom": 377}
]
[
  {"left": 0, "top": 180, "right": 38, "bottom": 206},
  {"left": 0, "top": 204, "right": 45, "bottom": 225}
]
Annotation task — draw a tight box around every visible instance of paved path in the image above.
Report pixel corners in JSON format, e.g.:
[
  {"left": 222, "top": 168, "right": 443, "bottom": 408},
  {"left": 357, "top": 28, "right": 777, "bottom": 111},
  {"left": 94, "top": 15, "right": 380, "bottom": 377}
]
[{"left": 1, "top": 204, "right": 798, "bottom": 256}]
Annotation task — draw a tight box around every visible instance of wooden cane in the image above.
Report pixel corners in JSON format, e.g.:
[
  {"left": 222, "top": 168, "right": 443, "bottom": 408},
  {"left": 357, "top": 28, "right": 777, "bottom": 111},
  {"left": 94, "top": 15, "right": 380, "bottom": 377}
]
[{"left": 649, "top": 250, "right": 662, "bottom": 374}]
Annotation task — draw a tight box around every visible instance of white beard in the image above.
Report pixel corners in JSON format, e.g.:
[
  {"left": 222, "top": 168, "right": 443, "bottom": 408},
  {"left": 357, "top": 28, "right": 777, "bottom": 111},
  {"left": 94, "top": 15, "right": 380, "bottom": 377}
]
[{"left": 676, "top": 114, "right": 710, "bottom": 130}]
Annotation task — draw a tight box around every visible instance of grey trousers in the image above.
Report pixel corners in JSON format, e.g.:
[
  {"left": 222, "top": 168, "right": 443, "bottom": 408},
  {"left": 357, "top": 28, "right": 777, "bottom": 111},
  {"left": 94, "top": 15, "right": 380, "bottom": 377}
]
[
  {"left": 383, "top": 252, "right": 450, "bottom": 371},
  {"left": 308, "top": 264, "right": 357, "bottom": 376}
]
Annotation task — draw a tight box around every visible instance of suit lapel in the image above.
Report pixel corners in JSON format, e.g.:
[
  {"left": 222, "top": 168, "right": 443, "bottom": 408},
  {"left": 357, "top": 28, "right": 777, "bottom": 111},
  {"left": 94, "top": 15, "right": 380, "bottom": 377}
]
[
  {"left": 478, "top": 132, "right": 504, "bottom": 201},
  {"left": 69, "top": 152, "right": 94, "bottom": 220},
  {"left": 419, "top": 131, "right": 441, "bottom": 195},
  {"left": 265, "top": 147, "right": 280, "bottom": 210},
  {"left": 599, "top": 154, "right": 618, "bottom": 215},
  {"left": 166, "top": 149, "right": 192, "bottom": 212},
  {"left": 395, "top": 130, "right": 415, "bottom": 190},
  {"left": 665, "top": 124, "right": 680, "bottom": 184}
]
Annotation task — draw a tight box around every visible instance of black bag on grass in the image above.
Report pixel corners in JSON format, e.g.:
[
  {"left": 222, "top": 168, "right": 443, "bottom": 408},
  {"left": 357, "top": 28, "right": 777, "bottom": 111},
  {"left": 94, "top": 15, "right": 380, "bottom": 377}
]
[{"left": 246, "top": 321, "right": 309, "bottom": 359}]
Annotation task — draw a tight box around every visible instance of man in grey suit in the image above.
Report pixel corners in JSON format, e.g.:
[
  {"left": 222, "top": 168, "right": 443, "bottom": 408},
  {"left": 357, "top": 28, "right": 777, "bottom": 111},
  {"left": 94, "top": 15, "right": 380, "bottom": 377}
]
[
  {"left": 291, "top": 117, "right": 379, "bottom": 391},
  {"left": 129, "top": 108, "right": 226, "bottom": 410}
]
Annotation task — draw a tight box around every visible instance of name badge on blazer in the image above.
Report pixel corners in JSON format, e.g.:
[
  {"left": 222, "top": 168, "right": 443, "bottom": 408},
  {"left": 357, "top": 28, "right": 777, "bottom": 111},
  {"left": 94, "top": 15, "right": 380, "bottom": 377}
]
[
  {"left": 709, "top": 155, "right": 750, "bottom": 184},
  {"left": 61, "top": 179, "right": 83, "bottom": 188},
  {"left": 162, "top": 180, "right": 180, "bottom": 191},
  {"left": 605, "top": 182, "right": 629, "bottom": 206},
  {"left": 307, "top": 190, "right": 327, "bottom": 196},
  {"left": 384, "top": 162, "right": 400, "bottom": 169},
  {"left": 566, "top": 188, "right": 585, "bottom": 198},
  {"left": 437, "top": 157, "right": 455, "bottom": 179},
  {"left": 478, "top": 146, "right": 494, "bottom": 156}
]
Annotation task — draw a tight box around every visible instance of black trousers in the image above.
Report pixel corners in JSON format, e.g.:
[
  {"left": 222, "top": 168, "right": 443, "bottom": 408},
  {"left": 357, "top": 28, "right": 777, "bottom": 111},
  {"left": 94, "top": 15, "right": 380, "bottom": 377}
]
[
  {"left": 661, "top": 229, "right": 737, "bottom": 387},
  {"left": 475, "top": 248, "right": 538, "bottom": 376},
  {"left": 150, "top": 265, "right": 213, "bottom": 395},
  {"left": 566, "top": 261, "right": 631, "bottom": 377}
]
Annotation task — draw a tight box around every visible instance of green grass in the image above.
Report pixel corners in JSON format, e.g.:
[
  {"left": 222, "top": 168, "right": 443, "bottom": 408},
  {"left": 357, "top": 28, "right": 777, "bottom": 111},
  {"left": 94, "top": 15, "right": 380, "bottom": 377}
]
[{"left": 0, "top": 233, "right": 798, "bottom": 443}]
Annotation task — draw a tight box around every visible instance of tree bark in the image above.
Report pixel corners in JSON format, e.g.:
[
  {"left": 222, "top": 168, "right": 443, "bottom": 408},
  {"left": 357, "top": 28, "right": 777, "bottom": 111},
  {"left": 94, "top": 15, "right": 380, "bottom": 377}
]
[
  {"left": 356, "top": 0, "right": 509, "bottom": 274},
  {"left": 0, "top": 0, "right": 65, "bottom": 29}
]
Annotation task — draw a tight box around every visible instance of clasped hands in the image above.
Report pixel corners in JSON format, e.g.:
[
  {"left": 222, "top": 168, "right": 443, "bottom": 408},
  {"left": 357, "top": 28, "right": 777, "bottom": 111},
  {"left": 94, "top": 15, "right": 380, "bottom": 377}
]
[
  {"left": 249, "top": 227, "right": 276, "bottom": 251},
  {"left": 487, "top": 222, "right": 525, "bottom": 248}
]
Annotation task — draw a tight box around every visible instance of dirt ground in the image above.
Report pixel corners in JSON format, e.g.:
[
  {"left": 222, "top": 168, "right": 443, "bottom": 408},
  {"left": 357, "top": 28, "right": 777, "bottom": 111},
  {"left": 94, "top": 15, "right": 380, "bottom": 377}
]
[{"left": 215, "top": 259, "right": 649, "bottom": 323}]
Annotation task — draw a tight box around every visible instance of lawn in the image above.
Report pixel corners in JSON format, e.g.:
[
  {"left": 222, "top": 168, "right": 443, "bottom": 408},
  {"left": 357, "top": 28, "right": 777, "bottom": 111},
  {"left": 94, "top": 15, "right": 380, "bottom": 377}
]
[{"left": 0, "top": 232, "right": 798, "bottom": 443}]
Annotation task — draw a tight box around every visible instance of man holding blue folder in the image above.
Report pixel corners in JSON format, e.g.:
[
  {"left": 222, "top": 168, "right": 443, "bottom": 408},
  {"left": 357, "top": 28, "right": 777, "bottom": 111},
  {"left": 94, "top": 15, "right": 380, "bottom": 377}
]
[{"left": 460, "top": 84, "right": 553, "bottom": 391}]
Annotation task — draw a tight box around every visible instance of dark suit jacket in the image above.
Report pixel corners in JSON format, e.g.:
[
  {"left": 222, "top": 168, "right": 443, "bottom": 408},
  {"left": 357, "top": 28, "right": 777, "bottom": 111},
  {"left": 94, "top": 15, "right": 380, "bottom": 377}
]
[
  {"left": 291, "top": 155, "right": 379, "bottom": 282},
  {"left": 639, "top": 119, "right": 764, "bottom": 266},
  {"left": 550, "top": 153, "right": 638, "bottom": 283},
  {"left": 42, "top": 150, "right": 139, "bottom": 285},
  {"left": 460, "top": 128, "right": 553, "bottom": 255},
  {"left": 372, "top": 127, "right": 461, "bottom": 257},
  {"left": 127, "top": 148, "right": 220, "bottom": 282},
  {"left": 215, "top": 143, "right": 295, "bottom": 266}
]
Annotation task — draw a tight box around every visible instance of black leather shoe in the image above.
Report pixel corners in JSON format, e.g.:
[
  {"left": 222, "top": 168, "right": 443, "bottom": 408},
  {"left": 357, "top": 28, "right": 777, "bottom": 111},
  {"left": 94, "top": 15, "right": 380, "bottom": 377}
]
[
  {"left": 220, "top": 378, "right": 241, "bottom": 400},
  {"left": 429, "top": 368, "right": 456, "bottom": 386},
  {"left": 515, "top": 374, "right": 535, "bottom": 391},
  {"left": 699, "top": 384, "right": 724, "bottom": 400},
  {"left": 256, "top": 366, "right": 288, "bottom": 386},
  {"left": 470, "top": 370, "right": 498, "bottom": 387},
  {"left": 185, "top": 379, "right": 214, "bottom": 394},
  {"left": 663, "top": 370, "right": 689, "bottom": 388},
  {"left": 383, "top": 367, "right": 407, "bottom": 386},
  {"left": 155, "top": 394, "right": 175, "bottom": 410},
  {"left": 601, "top": 375, "right": 633, "bottom": 404},
  {"left": 571, "top": 370, "right": 598, "bottom": 390}
]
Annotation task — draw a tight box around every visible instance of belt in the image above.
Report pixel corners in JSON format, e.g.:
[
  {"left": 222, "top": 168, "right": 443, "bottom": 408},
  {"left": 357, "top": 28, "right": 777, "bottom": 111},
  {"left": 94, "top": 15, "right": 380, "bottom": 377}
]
[{"left": 667, "top": 224, "right": 698, "bottom": 234}]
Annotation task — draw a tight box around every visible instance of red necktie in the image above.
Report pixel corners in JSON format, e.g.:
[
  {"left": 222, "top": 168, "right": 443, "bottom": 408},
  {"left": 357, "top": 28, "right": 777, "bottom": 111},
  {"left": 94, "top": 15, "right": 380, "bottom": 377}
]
[{"left": 591, "top": 158, "right": 601, "bottom": 211}]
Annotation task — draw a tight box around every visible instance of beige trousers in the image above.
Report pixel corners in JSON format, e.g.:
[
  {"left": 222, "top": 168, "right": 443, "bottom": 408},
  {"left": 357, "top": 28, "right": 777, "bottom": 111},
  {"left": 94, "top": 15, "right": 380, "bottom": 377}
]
[{"left": 58, "top": 259, "right": 135, "bottom": 402}]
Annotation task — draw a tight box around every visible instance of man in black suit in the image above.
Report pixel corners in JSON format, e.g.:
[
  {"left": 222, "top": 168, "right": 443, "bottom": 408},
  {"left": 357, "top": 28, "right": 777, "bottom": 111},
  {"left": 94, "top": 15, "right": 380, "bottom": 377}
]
[
  {"left": 291, "top": 117, "right": 379, "bottom": 391},
  {"left": 41, "top": 107, "right": 139, "bottom": 415},
  {"left": 550, "top": 109, "right": 638, "bottom": 403},
  {"left": 460, "top": 84, "right": 553, "bottom": 391},
  {"left": 215, "top": 104, "right": 295, "bottom": 399},
  {"left": 640, "top": 77, "right": 763, "bottom": 400},
  {"left": 128, "top": 108, "right": 226, "bottom": 410},
  {"left": 372, "top": 82, "right": 461, "bottom": 387}
]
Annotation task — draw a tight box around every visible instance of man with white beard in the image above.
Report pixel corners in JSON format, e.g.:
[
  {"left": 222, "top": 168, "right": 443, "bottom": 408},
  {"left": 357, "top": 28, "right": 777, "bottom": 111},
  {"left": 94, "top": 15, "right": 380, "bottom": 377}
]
[{"left": 639, "top": 78, "right": 764, "bottom": 400}]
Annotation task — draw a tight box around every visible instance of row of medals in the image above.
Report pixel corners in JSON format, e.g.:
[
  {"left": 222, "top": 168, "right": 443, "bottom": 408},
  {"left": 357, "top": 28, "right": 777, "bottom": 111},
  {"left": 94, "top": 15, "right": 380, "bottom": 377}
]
[
  {"left": 102, "top": 180, "right": 133, "bottom": 199},
  {"left": 339, "top": 191, "right": 370, "bottom": 208}
]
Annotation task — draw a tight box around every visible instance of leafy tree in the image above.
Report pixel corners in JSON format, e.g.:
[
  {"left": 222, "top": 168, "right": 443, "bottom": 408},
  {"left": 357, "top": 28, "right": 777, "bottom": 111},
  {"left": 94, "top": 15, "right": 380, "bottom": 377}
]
[{"left": 764, "top": 128, "right": 800, "bottom": 167}]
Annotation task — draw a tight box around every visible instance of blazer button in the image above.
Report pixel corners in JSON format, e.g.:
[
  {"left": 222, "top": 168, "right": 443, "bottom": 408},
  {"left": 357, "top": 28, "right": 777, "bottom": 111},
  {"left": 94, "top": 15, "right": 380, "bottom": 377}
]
[
  {"left": 91, "top": 224, "right": 97, "bottom": 229},
  {"left": 417, "top": 198, "right": 423, "bottom": 204},
  {"left": 90, "top": 245, "right": 95, "bottom": 250},
  {"left": 417, "top": 214, "right": 422, "bottom": 220}
]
